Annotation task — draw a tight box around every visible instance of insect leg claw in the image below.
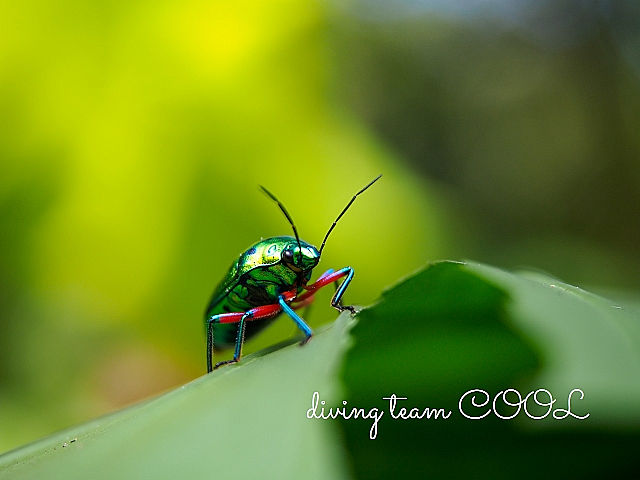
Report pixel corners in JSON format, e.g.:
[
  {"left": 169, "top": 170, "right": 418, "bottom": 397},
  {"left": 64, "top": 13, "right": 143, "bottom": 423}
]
[
  {"left": 214, "top": 359, "right": 238, "bottom": 369},
  {"left": 338, "top": 305, "right": 358, "bottom": 315}
]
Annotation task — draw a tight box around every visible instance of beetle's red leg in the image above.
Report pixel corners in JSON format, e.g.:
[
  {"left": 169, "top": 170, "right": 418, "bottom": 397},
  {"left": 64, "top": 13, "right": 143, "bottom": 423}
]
[
  {"left": 305, "top": 269, "right": 336, "bottom": 289},
  {"left": 316, "top": 268, "right": 336, "bottom": 282},
  {"left": 303, "top": 268, "right": 350, "bottom": 291},
  {"left": 300, "top": 267, "right": 356, "bottom": 314},
  {"left": 211, "top": 312, "right": 243, "bottom": 324},
  {"left": 215, "top": 304, "right": 282, "bottom": 324},
  {"left": 299, "top": 268, "right": 351, "bottom": 297},
  {"left": 207, "top": 294, "right": 301, "bottom": 371},
  {"left": 291, "top": 294, "right": 315, "bottom": 310},
  {"left": 210, "top": 304, "right": 285, "bottom": 370},
  {"left": 295, "top": 269, "right": 334, "bottom": 302}
]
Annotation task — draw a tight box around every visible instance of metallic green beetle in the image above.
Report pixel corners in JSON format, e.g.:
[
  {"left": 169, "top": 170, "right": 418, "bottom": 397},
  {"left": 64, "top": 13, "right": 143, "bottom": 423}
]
[{"left": 205, "top": 175, "right": 381, "bottom": 372}]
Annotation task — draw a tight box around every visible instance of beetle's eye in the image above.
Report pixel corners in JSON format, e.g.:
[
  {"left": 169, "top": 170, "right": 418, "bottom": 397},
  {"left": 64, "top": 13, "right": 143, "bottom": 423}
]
[{"left": 282, "top": 250, "right": 294, "bottom": 263}]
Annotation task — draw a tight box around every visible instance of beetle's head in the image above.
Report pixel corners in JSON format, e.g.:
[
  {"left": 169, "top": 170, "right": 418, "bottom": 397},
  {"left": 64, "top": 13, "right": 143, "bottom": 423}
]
[{"left": 282, "top": 242, "right": 320, "bottom": 274}]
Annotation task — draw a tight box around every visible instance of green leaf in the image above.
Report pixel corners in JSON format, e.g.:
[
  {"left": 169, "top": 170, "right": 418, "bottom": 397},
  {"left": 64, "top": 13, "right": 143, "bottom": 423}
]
[
  {"left": 0, "top": 314, "right": 355, "bottom": 480},
  {"left": 2, "top": 261, "right": 639, "bottom": 479},
  {"left": 466, "top": 262, "right": 640, "bottom": 424},
  {"left": 341, "top": 261, "right": 640, "bottom": 479}
]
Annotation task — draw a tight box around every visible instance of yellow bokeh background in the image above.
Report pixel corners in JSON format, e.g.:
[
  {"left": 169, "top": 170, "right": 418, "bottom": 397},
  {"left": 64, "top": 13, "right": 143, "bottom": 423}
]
[{"left": 0, "top": 0, "right": 451, "bottom": 452}]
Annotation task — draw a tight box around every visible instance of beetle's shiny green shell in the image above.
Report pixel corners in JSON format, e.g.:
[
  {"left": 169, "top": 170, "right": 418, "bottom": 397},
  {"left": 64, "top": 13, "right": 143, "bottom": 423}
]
[{"left": 205, "top": 236, "right": 320, "bottom": 349}]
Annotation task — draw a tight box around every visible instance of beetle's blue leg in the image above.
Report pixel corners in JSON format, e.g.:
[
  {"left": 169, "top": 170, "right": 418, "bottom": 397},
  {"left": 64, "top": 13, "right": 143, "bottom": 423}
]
[
  {"left": 278, "top": 295, "right": 314, "bottom": 345},
  {"left": 207, "top": 311, "right": 244, "bottom": 373},
  {"left": 207, "top": 320, "right": 213, "bottom": 373},
  {"left": 214, "top": 314, "right": 249, "bottom": 370},
  {"left": 329, "top": 267, "right": 356, "bottom": 314},
  {"left": 291, "top": 295, "right": 315, "bottom": 338},
  {"left": 208, "top": 303, "right": 286, "bottom": 371}
]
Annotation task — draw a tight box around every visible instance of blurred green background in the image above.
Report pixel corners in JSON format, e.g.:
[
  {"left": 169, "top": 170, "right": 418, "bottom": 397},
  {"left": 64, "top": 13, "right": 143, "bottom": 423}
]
[{"left": 1, "top": 0, "right": 639, "bottom": 455}]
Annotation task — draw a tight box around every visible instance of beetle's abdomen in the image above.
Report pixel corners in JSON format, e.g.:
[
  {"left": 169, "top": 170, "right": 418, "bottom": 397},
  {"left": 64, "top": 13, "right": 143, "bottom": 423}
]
[
  {"left": 225, "top": 281, "right": 275, "bottom": 310},
  {"left": 208, "top": 264, "right": 303, "bottom": 351}
]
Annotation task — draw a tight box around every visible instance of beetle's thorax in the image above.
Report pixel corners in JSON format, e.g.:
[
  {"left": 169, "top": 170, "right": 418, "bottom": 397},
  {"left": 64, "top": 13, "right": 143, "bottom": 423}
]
[{"left": 240, "top": 236, "right": 319, "bottom": 276}]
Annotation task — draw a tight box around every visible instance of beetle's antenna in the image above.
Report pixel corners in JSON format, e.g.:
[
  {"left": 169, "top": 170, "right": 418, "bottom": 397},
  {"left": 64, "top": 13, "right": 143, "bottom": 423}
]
[
  {"left": 260, "top": 186, "right": 303, "bottom": 252},
  {"left": 319, "top": 174, "right": 382, "bottom": 254}
]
